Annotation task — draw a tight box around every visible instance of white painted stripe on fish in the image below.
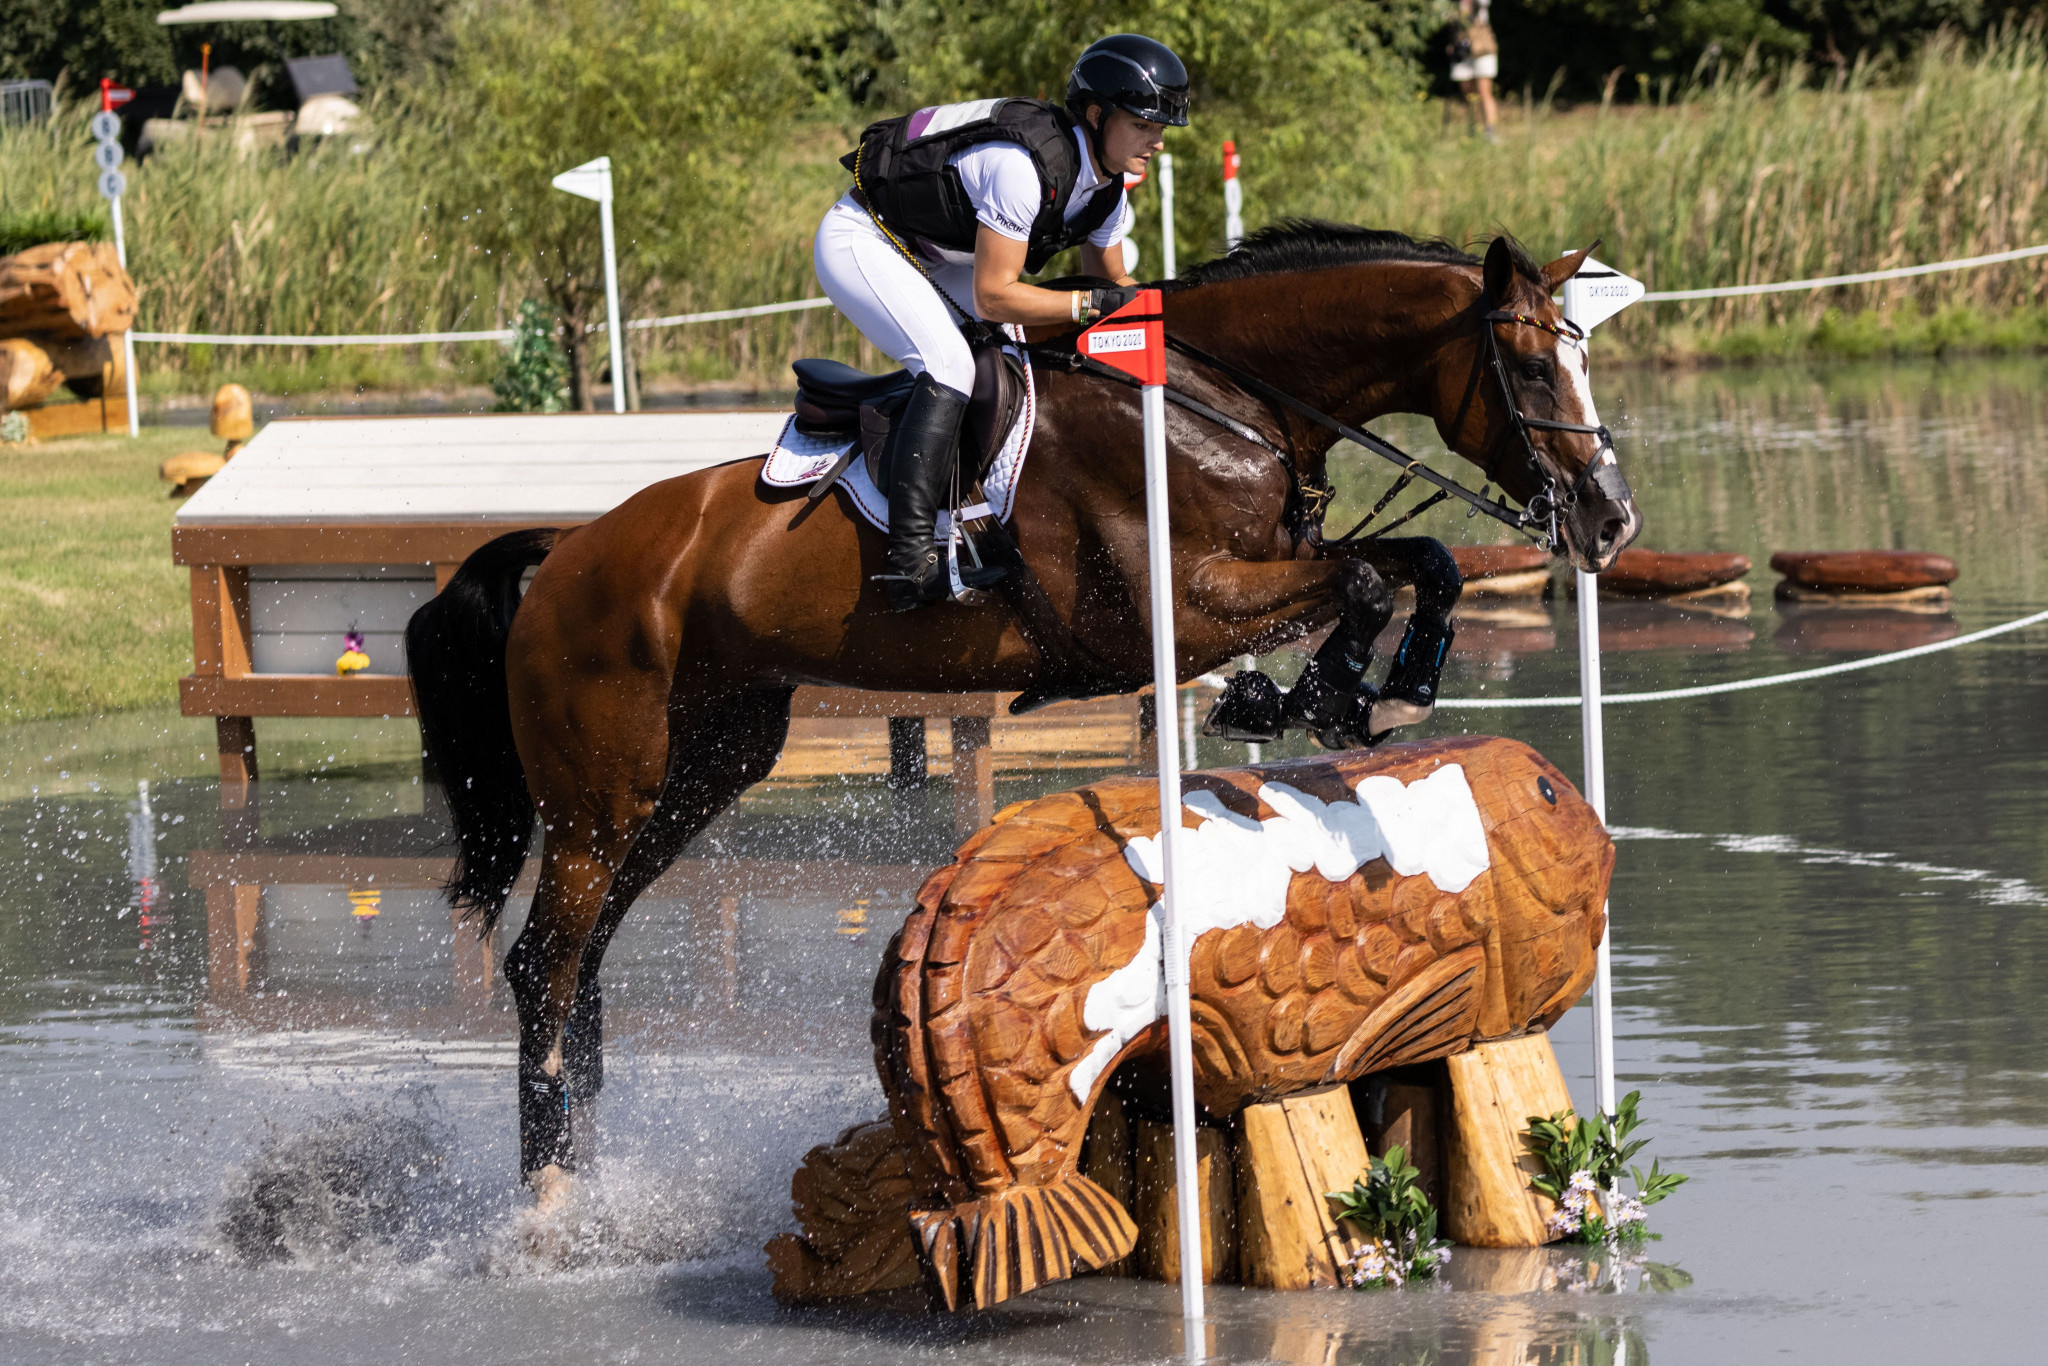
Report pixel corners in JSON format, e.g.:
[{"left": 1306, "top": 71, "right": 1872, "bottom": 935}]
[{"left": 1069, "top": 765, "right": 1491, "bottom": 1101}]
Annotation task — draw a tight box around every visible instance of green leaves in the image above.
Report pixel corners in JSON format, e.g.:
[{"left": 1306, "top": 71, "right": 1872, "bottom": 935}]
[
  {"left": 492, "top": 299, "right": 570, "bottom": 414},
  {"left": 1522, "top": 1090, "right": 1688, "bottom": 1246}
]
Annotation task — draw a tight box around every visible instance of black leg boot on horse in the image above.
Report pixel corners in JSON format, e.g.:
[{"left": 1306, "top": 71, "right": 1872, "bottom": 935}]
[
  {"left": 875, "top": 373, "right": 1006, "bottom": 611},
  {"left": 1364, "top": 537, "right": 1462, "bottom": 742},
  {"left": 1205, "top": 560, "right": 1395, "bottom": 749}
]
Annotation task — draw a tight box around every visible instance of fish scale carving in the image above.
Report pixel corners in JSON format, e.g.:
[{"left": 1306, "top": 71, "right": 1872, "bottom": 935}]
[{"left": 774, "top": 735, "right": 1612, "bottom": 1311}]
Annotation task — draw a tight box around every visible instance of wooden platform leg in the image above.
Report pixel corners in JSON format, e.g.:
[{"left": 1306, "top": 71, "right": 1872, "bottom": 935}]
[
  {"left": 717, "top": 893, "right": 740, "bottom": 1008},
  {"left": 1236, "top": 1085, "right": 1372, "bottom": 1289},
  {"left": 1443, "top": 1032, "right": 1576, "bottom": 1247},
  {"left": 217, "top": 715, "right": 257, "bottom": 809},
  {"left": 451, "top": 905, "right": 495, "bottom": 1012},
  {"left": 949, "top": 715, "right": 993, "bottom": 834},
  {"left": 1134, "top": 1119, "right": 1237, "bottom": 1284},
  {"left": 886, "top": 716, "right": 928, "bottom": 811},
  {"left": 205, "top": 882, "right": 263, "bottom": 1000}
]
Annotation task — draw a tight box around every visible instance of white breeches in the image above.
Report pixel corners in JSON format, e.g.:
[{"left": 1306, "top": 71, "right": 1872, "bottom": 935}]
[{"left": 813, "top": 194, "right": 978, "bottom": 393}]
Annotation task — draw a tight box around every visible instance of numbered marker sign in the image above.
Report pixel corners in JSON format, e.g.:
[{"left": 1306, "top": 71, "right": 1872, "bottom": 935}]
[
  {"left": 90, "top": 111, "right": 122, "bottom": 143},
  {"left": 97, "top": 170, "right": 126, "bottom": 201},
  {"left": 94, "top": 141, "right": 124, "bottom": 171}
]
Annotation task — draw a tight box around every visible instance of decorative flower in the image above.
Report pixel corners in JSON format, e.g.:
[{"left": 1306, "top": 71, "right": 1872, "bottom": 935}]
[{"left": 336, "top": 629, "right": 371, "bottom": 677}]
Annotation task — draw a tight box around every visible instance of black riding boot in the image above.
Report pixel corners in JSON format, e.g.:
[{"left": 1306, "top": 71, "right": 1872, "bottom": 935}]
[{"left": 877, "top": 373, "right": 994, "bottom": 612}]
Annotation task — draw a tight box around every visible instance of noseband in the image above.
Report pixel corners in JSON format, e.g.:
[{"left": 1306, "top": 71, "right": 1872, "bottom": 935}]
[{"left": 1472, "top": 308, "right": 1633, "bottom": 548}]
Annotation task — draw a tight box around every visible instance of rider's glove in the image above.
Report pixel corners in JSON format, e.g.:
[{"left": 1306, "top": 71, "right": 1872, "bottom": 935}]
[{"left": 1077, "top": 285, "right": 1139, "bottom": 325}]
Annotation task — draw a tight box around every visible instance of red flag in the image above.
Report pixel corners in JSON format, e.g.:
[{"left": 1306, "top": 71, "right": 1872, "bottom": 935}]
[
  {"left": 1078, "top": 288, "right": 1164, "bottom": 386},
  {"left": 100, "top": 79, "right": 135, "bottom": 111}
]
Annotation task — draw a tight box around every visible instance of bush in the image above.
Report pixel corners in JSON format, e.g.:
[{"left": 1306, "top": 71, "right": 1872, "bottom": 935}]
[{"left": 492, "top": 300, "right": 569, "bottom": 413}]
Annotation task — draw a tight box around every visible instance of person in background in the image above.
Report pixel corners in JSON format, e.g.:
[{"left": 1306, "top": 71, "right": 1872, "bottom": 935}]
[{"left": 1450, "top": 0, "right": 1500, "bottom": 143}]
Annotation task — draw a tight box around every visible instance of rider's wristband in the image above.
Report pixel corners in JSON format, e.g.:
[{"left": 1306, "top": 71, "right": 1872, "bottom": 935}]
[{"left": 1072, "top": 291, "right": 1083, "bottom": 323}]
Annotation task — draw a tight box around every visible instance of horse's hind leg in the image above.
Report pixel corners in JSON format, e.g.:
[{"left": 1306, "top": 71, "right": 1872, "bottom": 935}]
[{"left": 554, "top": 687, "right": 798, "bottom": 1162}]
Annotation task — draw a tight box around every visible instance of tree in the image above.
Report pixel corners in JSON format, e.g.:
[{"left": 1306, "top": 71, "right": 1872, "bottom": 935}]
[{"left": 432, "top": 0, "right": 829, "bottom": 408}]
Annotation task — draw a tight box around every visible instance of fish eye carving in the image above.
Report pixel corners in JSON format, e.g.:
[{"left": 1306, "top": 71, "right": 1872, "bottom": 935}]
[{"left": 1537, "top": 775, "right": 1557, "bottom": 806}]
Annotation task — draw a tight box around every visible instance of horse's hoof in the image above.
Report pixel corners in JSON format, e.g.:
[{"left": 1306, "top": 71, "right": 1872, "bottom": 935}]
[
  {"left": 512, "top": 1164, "right": 583, "bottom": 1265},
  {"left": 1202, "top": 670, "right": 1285, "bottom": 742},
  {"left": 1368, "top": 698, "right": 1433, "bottom": 736}
]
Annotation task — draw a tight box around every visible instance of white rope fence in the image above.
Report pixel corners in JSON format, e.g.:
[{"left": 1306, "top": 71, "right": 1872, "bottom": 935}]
[
  {"left": 128, "top": 295, "right": 836, "bottom": 346},
  {"left": 1190, "top": 606, "right": 2048, "bottom": 708},
  {"left": 1640, "top": 242, "right": 2048, "bottom": 301}
]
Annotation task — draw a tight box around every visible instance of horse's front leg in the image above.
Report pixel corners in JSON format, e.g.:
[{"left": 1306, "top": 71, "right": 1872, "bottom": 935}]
[
  {"left": 1327, "top": 536, "right": 1463, "bottom": 737},
  {"left": 1183, "top": 556, "right": 1394, "bottom": 749}
]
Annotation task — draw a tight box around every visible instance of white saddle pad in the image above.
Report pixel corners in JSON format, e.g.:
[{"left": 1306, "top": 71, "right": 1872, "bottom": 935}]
[{"left": 759, "top": 334, "right": 1037, "bottom": 533}]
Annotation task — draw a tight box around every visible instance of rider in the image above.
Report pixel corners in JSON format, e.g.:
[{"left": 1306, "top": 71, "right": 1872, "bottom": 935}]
[{"left": 814, "top": 34, "right": 1190, "bottom": 611}]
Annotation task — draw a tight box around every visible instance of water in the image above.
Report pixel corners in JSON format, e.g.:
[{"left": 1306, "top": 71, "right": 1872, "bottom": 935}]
[{"left": 6, "top": 359, "right": 2047, "bottom": 1362}]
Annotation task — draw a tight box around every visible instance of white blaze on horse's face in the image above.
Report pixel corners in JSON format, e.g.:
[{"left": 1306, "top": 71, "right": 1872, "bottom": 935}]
[{"left": 1556, "top": 333, "right": 1613, "bottom": 466}]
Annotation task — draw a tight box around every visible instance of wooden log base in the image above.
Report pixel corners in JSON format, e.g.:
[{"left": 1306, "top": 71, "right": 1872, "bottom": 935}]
[
  {"left": 1236, "top": 1086, "right": 1374, "bottom": 1290},
  {"left": 1133, "top": 1119, "right": 1237, "bottom": 1284},
  {"left": 1774, "top": 581, "right": 1954, "bottom": 609},
  {"left": 1078, "top": 1093, "right": 1135, "bottom": 1275},
  {"left": 1443, "top": 1033, "right": 1576, "bottom": 1248},
  {"left": 1460, "top": 568, "right": 1552, "bottom": 598}
]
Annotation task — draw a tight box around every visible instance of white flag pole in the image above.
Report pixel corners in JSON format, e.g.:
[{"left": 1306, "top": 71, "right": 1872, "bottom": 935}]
[
  {"left": 1559, "top": 255, "right": 1643, "bottom": 1119},
  {"left": 1082, "top": 291, "right": 1201, "bottom": 1324},
  {"left": 111, "top": 197, "right": 139, "bottom": 437},
  {"left": 551, "top": 156, "right": 626, "bottom": 413},
  {"left": 1158, "top": 153, "right": 1177, "bottom": 280}
]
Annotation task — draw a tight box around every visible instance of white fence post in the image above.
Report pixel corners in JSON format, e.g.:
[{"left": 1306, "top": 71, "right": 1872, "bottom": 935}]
[
  {"left": 552, "top": 156, "right": 627, "bottom": 414},
  {"left": 1158, "top": 153, "right": 1176, "bottom": 280},
  {"left": 1222, "top": 140, "right": 1243, "bottom": 249}
]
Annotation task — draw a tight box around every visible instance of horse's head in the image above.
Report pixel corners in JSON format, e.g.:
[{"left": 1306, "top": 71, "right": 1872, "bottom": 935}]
[{"left": 1433, "top": 237, "right": 1642, "bottom": 572}]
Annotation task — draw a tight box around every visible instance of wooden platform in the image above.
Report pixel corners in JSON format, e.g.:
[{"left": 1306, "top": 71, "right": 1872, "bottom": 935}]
[{"left": 173, "top": 412, "right": 1155, "bottom": 831}]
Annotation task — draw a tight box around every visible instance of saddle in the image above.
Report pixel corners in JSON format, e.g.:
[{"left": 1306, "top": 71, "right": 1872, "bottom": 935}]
[{"left": 791, "top": 341, "right": 1027, "bottom": 495}]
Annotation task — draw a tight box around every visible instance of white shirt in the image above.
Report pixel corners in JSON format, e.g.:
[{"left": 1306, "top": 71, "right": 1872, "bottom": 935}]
[{"left": 923, "top": 128, "right": 1133, "bottom": 266}]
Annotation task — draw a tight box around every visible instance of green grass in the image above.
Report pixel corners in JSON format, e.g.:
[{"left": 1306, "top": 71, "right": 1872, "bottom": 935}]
[{"left": 0, "top": 427, "right": 198, "bottom": 720}]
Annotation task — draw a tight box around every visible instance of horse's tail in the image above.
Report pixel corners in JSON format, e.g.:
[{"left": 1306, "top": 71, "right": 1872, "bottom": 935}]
[{"left": 405, "top": 527, "right": 559, "bottom": 932}]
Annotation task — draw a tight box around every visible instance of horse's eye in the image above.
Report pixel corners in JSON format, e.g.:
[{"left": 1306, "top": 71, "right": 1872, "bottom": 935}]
[{"left": 1520, "top": 360, "right": 1547, "bottom": 382}]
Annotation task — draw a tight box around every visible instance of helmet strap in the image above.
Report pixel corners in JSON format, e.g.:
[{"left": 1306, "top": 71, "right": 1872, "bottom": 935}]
[{"left": 1081, "top": 101, "right": 1110, "bottom": 175}]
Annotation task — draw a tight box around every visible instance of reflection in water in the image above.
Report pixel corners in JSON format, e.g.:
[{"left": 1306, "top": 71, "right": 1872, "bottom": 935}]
[{"left": 2, "top": 359, "right": 2046, "bottom": 1362}]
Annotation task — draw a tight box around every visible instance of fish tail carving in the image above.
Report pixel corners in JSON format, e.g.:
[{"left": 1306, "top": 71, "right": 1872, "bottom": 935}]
[{"left": 909, "top": 1172, "right": 1138, "bottom": 1311}]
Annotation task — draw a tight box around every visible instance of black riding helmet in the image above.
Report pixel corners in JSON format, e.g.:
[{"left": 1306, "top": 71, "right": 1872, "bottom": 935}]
[{"left": 1066, "top": 34, "right": 1191, "bottom": 131}]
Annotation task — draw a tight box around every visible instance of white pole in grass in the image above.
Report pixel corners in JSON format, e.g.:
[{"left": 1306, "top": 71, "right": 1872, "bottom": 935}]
[
  {"left": 1158, "top": 153, "right": 1176, "bottom": 280},
  {"left": 552, "top": 156, "right": 626, "bottom": 414},
  {"left": 1222, "top": 140, "right": 1243, "bottom": 249},
  {"left": 90, "top": 107, "right": 140, "bottom": 437},
  {"left": 1559, "top": 254, "right": 1644, "bottom": 1119},
  {"left": 1080, "top": 290, "right": 1201, "bottom": 1324}
]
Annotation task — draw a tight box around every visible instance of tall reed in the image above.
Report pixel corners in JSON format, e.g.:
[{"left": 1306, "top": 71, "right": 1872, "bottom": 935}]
[{"left": 1371, "top": 29, "right": 2048, "bottom": 353}]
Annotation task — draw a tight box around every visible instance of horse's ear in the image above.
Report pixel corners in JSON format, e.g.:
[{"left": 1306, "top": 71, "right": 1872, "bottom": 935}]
[
  {"left": 1540, "top": 240, "right": 1603, "bottom": 293},
  {"left": 1482, "top": 237, "right": 1517, "bottom": 304}
]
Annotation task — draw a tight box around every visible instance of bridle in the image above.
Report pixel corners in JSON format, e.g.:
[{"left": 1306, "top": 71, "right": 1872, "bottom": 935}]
[{"left": 1462, "top": 306, "right": 1632, "bottom": 551}]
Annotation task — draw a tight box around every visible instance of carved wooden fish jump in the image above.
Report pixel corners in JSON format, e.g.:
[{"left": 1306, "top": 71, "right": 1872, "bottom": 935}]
[{"left": 769, "top": 734, "right": 1612, "bottom": 1310}]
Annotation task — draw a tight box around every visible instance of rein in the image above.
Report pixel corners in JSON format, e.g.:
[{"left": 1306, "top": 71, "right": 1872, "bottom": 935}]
[{"left": 1033, "top": 300, "right": 1630, "bottom": 555}]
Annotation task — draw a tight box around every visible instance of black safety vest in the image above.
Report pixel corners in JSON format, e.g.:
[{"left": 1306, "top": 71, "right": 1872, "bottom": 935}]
[{"left": 842, "top": 99, "right": 1126, "bottom": 275}]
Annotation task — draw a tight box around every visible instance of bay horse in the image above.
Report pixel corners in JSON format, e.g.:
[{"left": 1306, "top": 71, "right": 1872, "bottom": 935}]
[{"left": 403, "top": 224, "right": 1641, "bottom": 1199}]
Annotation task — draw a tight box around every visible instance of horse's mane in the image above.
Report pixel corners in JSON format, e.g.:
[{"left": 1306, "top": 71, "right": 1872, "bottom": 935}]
[{"left": 1164, "top": 219, "right": 1544, "bottom": 290}]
